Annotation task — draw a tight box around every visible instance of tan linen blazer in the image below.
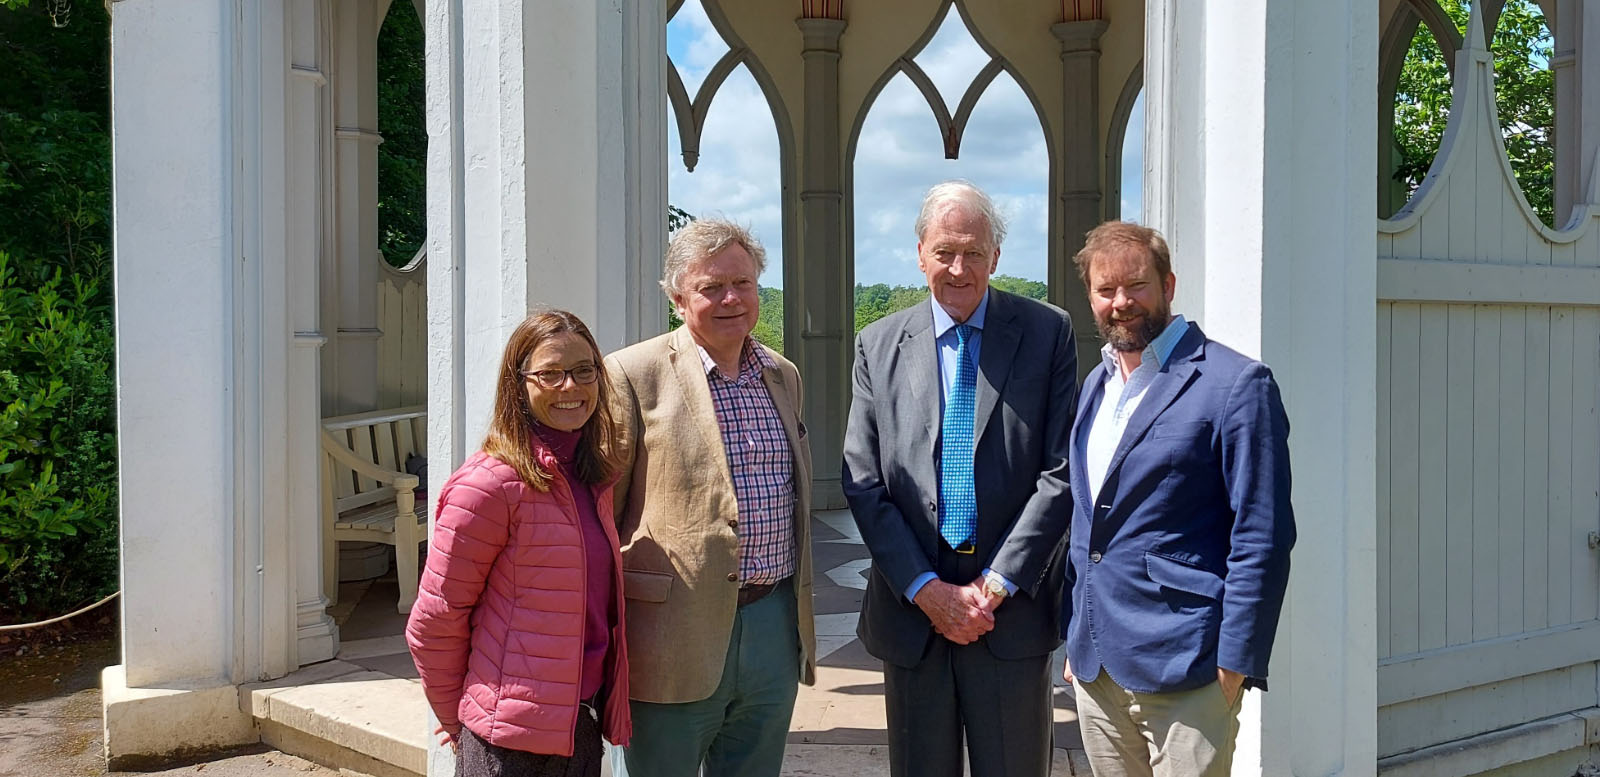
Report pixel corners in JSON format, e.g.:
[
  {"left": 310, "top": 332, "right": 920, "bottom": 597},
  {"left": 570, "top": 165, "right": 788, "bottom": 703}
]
[{"left": 605, "top": 327, "right": 817, "bottom": 704}]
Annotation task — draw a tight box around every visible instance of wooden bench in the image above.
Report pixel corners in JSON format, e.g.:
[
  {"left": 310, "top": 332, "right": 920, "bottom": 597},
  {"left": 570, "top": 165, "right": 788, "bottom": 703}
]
[{"left": 321, "top": 406, "right": 427, "bottom": 614}]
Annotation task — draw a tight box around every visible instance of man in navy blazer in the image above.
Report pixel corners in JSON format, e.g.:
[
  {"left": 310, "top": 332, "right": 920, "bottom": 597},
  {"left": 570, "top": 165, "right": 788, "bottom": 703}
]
[{"left": 1061, "top": 222, "right": 1295, "bottom": 777}]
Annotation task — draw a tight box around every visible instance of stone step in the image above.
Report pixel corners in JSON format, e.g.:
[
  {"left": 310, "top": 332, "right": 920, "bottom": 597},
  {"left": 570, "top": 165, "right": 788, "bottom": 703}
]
[{"left": 240, "top": 659, "right": 427, "bottom": 777}]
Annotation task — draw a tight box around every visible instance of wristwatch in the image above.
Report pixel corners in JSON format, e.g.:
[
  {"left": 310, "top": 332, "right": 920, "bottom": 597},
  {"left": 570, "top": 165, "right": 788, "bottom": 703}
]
[{"left": 983, "top": 572, "right": 1009, "bottom": 600}]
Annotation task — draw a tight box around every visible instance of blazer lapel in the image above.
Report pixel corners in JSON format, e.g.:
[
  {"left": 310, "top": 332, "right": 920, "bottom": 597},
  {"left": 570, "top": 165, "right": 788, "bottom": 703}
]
[
  {"left": 1071, "top": 363, "right": 1108, "bottom": 519},
  {"left": 973, "top": 292, "right": 1020, "bottom": 449},
  {"left": 896, "top": 309, "right": 940, "bottom": 459},
  {"left": 1101, "top": 327, "right": 1205, "bottom": 485},
  {"left": 667, "top": 327, "right": 734, "bottom": 491}
]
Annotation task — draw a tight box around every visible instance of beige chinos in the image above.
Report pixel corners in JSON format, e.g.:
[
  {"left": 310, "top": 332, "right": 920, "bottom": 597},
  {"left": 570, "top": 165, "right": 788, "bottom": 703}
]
[{"left": 1072, "top": 673, "right": 1243, "bottom": 777}]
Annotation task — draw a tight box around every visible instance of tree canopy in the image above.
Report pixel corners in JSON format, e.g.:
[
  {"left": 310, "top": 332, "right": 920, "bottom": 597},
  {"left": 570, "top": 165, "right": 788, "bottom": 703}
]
[{"left": 1391, "top": 0, "right": 1554, "bottom": 223}]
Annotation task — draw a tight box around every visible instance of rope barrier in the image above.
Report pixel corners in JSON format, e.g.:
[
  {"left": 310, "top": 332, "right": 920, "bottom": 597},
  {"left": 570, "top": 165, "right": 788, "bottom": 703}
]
[{"left": 0, "top": 590, "right": 119, "bottom": 633}]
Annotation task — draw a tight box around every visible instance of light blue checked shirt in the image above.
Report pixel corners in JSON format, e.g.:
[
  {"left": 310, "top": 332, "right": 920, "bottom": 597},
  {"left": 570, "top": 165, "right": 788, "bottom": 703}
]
[
  {"left": 1084, "top": 315, "right": 1191, "bottom": 502},
  {"left": 905, "top": 293, "right": 1016, "bottom": 602}
]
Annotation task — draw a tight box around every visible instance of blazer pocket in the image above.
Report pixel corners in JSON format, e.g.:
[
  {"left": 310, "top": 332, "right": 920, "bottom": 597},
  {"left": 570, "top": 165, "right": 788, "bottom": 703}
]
[
  {"left": 622, "top": 569, "right": 674, "bottom": 603},
  {"left": 1150, "top": 420, "right": 1215, "bottom": 466},
  {"left": 1145, "top": 552, "right": 1225, "bottom": 601},
  {"left": 1150, "top": 420, "right": 1212, "bottom": 441}
]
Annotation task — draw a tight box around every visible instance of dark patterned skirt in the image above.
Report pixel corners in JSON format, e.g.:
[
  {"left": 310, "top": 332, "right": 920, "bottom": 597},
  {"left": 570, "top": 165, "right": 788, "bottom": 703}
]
[{"left": 456, "top": 704, "right": 603, "bottom": 777}]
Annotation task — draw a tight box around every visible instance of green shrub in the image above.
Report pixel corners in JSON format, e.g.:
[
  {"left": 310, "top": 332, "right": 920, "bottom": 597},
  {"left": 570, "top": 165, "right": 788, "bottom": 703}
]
[{"left": 0, "top": 252, "right": 118, "bottom": 623}]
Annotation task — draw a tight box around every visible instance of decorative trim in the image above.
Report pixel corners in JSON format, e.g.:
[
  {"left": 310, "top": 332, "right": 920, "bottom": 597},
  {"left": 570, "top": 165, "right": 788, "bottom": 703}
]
[
  {"left": 1379, "top": 0, "right": 1600, "bottom": 244},
  {"left": 1051, "top": 18, "right": 1108, "bottom": 50},
  {"left": 797, "top": 16, "right": 846, "bottom": 50},
  {"left": 1061, "top": 0, "right": 1102, "bottom": 23},
  {"left": 335, "top": 327, "right": 384, "bottom": 340},
  {"left": 334, "top": 126, "right": 384, "bottom": 144},
  {"left": 895, "top": 55, "right": 1003, "bottom": 160},
  {"left": 800, "top": 0, "right": 843, "bottom": 20},
  {"left": 1378, "top": 706, "right": 1600, "bottom": 777},
  {"left": 1378, "top": 620, "right": 1600, "bottom": 705},
  {"left": 289, "top": 64, "right": 327, "bottom": 86},
  {"left": 1103, "top": 62, "right": 1142, "bottom": 221},
  {"left": 666, "top": 47, "right": 748, "bottom": 172},
  {"left": 292, "top": 331, "right": 329, "bottom": 347},
  {"left": 379, "top": 245, "right": 427, "bottom": 278}
]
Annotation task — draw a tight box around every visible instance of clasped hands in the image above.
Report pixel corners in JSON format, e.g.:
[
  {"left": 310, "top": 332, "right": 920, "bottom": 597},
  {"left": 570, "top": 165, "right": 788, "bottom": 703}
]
[{"left": 912, "top": 577, "right": 1005, "bottom": 644}]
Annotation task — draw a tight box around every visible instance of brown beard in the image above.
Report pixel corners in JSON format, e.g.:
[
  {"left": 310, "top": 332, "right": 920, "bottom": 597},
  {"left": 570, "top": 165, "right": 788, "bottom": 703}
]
[{"left": 1097, "top": 308, "right": 1171, "bottom": 353}]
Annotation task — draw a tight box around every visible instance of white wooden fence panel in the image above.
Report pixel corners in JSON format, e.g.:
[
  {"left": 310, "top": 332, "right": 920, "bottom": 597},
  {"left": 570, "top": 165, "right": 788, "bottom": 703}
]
[
  {"left": 1389, "top": 304, "right": 1422, "bottom": 657},
  {"left": 1378, "top": 304, "right": 1393, "bottom": 660},
  {"left": 1444, "top": 304, "right": 1477, "bottom": 649},
  {"left": 1548, "top": 309, "right": 1575, "bottom": 626},
  {"left": 1572, "top": 308, "right": 1600, "bottom": 623},
  {"left": 1374, "top": 13, "right": 1600, "bottom": 758},
  {"left": 1495, "top": 309, "right": 1526, "bottom": 638},
  {"left": 1470, "top": 306, "right": 1501, "bottom": 642},
  {"left": 377, "top": 274, "right": 427, "bottom": 408},
  {"left": 1415, "top": 309, "right": 1449, "bottom": 652},
  {"left": 1521, "top": 307, "right": 1551, "bottom": 633},
  {"left": 1377, "top": 663, "right": 1598, "bottom": 758}
]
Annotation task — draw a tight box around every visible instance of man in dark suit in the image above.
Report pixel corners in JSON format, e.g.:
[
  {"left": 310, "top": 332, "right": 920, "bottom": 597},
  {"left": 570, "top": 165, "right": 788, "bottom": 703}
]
[
  {"left": 842, "top": 180, "right": 1077, "bottom": 777},
  {"left": 1061, "top": 221, "right": 1296, "bottom": 777}
]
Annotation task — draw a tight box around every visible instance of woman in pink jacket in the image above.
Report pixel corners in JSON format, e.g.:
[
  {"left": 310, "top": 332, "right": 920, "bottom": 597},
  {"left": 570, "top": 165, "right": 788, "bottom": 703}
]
[{"left": 406, "top": 309, "right": 630, "bottom": 776}]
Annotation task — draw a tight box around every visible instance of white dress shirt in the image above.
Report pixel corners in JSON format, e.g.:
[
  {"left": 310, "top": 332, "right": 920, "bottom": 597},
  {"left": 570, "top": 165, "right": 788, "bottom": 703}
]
[{"left": 1084, "top": 315, "right": 1190, "bottom": 502}]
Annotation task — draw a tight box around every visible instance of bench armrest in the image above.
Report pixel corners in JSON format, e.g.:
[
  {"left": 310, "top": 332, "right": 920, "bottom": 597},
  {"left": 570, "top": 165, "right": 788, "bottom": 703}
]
[{"left": 321, "top": 429, "right": 423, "bottom": 492}]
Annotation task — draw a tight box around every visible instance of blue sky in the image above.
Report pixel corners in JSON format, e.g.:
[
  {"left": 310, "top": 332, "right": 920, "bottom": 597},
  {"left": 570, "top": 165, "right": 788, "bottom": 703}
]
[{"left": 666, "top": 1, "right": 1142, "bottom": 289}]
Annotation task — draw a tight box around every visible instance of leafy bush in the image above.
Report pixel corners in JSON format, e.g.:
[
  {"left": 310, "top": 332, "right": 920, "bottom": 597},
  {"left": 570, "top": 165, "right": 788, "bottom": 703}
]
[{"left": 0, "top": 252, "right": 118, "bottom": 623}]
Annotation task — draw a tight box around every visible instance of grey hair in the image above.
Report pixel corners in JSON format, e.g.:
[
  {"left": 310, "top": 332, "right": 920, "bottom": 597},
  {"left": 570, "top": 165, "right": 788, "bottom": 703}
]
[
  {"left": 660, "top": 218, "right": 768, "bottom": 297},
  {"left": 913, "top": 180, "right": 1007, "bottom": 248}
]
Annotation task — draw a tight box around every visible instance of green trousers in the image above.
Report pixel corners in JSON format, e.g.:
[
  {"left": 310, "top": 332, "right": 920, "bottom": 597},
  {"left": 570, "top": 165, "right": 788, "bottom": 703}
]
[{"left": 612, "top": 579, "right": 800, "bottom": 777}]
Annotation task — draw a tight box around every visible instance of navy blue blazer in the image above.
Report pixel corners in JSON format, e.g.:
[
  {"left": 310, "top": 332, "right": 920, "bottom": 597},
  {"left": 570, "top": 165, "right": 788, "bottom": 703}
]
[{"left": 1062, "top": 324, "right": 1295, "bottom": 694}]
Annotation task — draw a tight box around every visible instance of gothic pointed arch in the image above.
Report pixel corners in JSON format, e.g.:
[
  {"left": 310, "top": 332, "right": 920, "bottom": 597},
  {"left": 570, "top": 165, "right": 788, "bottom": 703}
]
[
  {"left": 843, "top": 0, "right": 1060, "bottom": 299},
  {"left": 1104, "top": 62, "right": 1142, "bottom": 222}
]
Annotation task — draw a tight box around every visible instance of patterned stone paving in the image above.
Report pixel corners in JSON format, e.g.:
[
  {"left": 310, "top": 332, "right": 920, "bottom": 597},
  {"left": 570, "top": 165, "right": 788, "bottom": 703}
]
[
  {"left": 334, "top": 509, "right": 1087, "bottom": 774},
  {"left": 796, "top": 509, "right": 1084, "bottom": 758}
]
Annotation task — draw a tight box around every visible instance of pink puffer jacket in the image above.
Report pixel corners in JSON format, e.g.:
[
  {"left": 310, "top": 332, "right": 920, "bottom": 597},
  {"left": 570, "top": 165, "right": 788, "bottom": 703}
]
[{"left": 405, "top": 451, "right": 630, "bottom": 755}]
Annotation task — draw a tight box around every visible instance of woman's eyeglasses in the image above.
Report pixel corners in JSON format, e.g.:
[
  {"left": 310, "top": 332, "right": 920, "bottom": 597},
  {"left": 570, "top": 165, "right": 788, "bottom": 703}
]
[{"left": 520, "top": 364, "right": 600, "bottom": 389}]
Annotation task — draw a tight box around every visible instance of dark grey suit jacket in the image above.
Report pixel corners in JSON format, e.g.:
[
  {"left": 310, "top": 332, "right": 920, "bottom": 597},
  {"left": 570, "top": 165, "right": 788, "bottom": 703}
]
[{"left": 842, "top": 289, "right": 1078, "bottom": 667}]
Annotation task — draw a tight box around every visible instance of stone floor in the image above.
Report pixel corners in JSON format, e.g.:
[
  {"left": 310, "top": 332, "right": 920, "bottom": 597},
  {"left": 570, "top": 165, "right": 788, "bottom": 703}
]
[{"left": 292, "top": 509, "right": 1090, "bottom": 775}]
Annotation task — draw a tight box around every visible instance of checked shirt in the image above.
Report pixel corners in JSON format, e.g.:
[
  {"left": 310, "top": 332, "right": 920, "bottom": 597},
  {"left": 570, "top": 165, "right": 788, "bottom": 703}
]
[{"left": 698, "top": 339, "right": 797, "bottom": 586}]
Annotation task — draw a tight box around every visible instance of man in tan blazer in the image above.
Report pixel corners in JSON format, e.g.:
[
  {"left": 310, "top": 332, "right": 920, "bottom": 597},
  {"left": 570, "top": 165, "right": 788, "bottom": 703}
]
[{"left": 606, "top": 219, "right": 816, "bottom": 777}]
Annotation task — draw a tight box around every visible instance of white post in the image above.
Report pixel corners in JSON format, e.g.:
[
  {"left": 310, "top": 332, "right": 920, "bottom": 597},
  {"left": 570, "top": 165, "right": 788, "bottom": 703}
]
[
  {"left": 1141, "top": 0, "right": 1208, "bottom": 321},
  {"left": 1553, "top": 3, "right": 1600, "bottom": 224},
  {"left": 425, "top": 0, "right": 663, "bottom": 771},
  {"left": 1147, "top": 2, "right": 1379, "bottom": 775},
  {"left": 326, "top": 0, "right": 383, "bottom": 415},
  {"left": 106, "top": 0, "right": 305, "bottom": 763},
  {"left": 288, "top": 0, "right": 340, "bottom": 666}
]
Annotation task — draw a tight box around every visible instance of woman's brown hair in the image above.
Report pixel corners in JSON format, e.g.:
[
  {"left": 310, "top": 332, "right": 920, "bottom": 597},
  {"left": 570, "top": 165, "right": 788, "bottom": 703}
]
[{"left": 481, "top": 310, "right": 623, "bottom": 491}]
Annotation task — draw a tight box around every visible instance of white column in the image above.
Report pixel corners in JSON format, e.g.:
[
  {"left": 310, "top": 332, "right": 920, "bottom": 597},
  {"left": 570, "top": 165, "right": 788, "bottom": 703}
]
[
  {"left": 326, "top": 0, "right": 383, "bottom": 415},
  {"left": 107, "top": 0, "right": 305, "bottom": 763},
  {"left": 1148, "top": 2, "right": 1379, "bottom": 775},
  {"left": 288, "top": 0, "right": 340, "bottom": 666},
  {"left": 425, "top": 0, "right": 663, "bottom": 771},
  {"left": 1141, "top": 0, "right": 1208, "bottom": 321}
]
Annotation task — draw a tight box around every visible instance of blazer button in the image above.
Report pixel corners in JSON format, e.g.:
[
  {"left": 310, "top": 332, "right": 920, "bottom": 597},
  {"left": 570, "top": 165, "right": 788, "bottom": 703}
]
[
  {"left": 1089, "top": 551, "right": 1103, "bottom": 563},
  {"left": 728, "top": 518, "right": 738, "bottom": 529},
  {"left": 727, "top": 572, "right": 738, "bottom": 582},
  {"left": 928, "top": 500, "right": 937, "bottom": 512}
]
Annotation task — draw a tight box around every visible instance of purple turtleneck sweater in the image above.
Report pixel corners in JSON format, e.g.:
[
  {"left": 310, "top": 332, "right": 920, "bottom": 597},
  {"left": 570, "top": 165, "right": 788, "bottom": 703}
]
[{"left": 533, "top": 422, "right": 613, "bottom": 700}]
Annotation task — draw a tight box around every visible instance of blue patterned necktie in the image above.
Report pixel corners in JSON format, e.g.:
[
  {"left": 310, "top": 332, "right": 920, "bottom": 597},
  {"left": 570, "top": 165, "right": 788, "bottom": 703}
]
[{"left": 940, "top": 324, "right": 977, "bottom": 548}]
